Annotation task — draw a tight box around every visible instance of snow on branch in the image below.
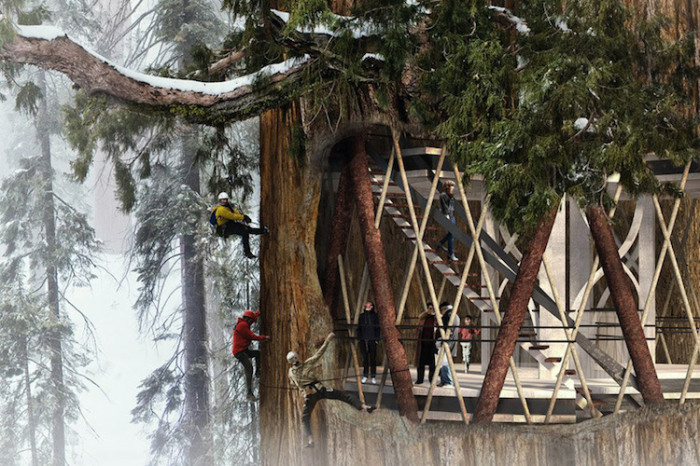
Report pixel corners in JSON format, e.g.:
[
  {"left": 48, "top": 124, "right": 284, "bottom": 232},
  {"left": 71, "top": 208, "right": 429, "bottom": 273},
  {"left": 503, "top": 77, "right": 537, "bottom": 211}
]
[
  {"left": 1, "top": 25, "right": 311, "bottom": 122},
  {"left": 488, "top": 6, "right": 530, "bottom": 35},
  {"left": 270, "top": 9, "right": 380, "bottom": 39}
]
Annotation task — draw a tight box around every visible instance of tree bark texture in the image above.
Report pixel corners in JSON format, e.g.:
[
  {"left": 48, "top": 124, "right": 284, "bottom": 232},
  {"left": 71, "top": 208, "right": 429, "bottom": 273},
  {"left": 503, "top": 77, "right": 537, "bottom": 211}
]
[
  {"left": 36, "top": 71, "right": 66, "bottom": 466},
  {"left": 347, "top": 134, "right": 420, "bottom": 423},
  {"left": 180, "top": 127, "right": 212, "bottom": 465},
  {"left": 473, "top": 206, "right": 559, "bottom": 424},
  {"left": 322, "top": 162, "right": 353, "bottom": 317},
  {"left": 258, "top": 104, "right": 332, "bottom": 466},
  {"left": 586, "top": 204, "right": 664, "bottom": 405}
]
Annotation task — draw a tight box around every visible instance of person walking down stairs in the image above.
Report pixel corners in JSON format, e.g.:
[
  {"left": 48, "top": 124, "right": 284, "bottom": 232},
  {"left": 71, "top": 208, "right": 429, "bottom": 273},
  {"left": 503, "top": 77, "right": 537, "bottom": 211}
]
[{"left": 436, "top": 181, "right": 458, "bottom": 262}]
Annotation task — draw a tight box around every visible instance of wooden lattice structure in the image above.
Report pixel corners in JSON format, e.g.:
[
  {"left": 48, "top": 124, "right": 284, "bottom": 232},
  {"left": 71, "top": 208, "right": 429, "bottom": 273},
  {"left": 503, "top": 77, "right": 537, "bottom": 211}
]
[{"left": 330, "top": 131, "right": 700, "bottom": 424}]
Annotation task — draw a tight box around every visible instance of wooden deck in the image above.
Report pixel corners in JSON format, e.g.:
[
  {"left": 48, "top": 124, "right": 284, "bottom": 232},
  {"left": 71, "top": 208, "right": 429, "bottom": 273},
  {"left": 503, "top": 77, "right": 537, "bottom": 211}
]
[{"left": 344, "top": 363, "right": 700, "bottom": 423}]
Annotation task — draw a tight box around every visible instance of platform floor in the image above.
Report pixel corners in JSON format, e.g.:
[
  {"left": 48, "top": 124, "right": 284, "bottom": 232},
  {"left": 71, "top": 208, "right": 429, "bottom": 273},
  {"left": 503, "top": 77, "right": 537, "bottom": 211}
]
[{"left": 343, "top": 363, "right": 700, "bottom": 423}]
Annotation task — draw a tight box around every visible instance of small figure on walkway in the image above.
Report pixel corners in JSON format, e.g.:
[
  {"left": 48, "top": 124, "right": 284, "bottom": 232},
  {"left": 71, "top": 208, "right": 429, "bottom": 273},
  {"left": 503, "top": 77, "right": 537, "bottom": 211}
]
[
  {"left": 212, "top": 192, "right": 268, "bottom": 259},
  {"left": 287, "top": 333, "right": 374, "bottom": 449},
  {"left": 437, "top": 302, "right": 460, "bottom": 387},
  {"left": 458, "top": 315, "right": 481, "bottom": 373},
  {"left": 232, "top": 310, "right": 271, "bottom": 401},
  {"left": 437, "top": 180, "right": 458, "bottom": 262},
  {"left": 415, "top": 301, "right": 438, "bottom": 385},
  {"left": 357, "top": 301, "right": 380, "bottom": 384}
]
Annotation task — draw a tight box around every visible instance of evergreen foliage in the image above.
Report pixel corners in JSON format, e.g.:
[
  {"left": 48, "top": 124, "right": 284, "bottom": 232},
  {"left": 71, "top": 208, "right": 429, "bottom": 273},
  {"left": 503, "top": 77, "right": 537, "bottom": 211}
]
[
  {"left": 421, "top": 0, "right": 699, "bottom": 233},
  {"left": 0, "top": 150, "right": 98, "bottom": 464}
]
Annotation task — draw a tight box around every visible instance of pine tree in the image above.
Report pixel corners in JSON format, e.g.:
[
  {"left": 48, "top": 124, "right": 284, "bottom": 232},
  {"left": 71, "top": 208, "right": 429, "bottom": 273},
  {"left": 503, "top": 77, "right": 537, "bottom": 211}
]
[{"left": 0, "top": 109, "right": 99, "bottom": 465}]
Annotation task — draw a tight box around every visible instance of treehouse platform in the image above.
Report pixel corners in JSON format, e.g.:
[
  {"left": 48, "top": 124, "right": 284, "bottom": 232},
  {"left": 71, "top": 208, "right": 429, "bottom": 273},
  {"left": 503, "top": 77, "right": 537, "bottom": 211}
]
[
  {"left": 344, "top": 363, "right": 700, "bottom": 423},
  {"left": 327, "top": 136, "right": 700, "bottom": 426}
]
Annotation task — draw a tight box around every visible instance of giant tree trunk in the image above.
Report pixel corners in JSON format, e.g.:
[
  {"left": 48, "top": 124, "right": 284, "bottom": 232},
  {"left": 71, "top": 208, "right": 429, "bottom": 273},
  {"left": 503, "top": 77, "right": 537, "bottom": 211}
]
[
  {"left": 37, "top": 71, "right": 66, "bottom": 466},
  {"left": 180, "top": 127, "right": 212, "bottom": 465},
  {"left": 347, "top": 134, "right": 419, "bottom": 423},
  {"left": 474, "top": 206, "right": 559, "bottom": 424},
  {"left": 586, "top": 204, "right": 664, "bottom": 404},
  {"left": 258, "top": 104, "right": 332, "bottom": 466}
]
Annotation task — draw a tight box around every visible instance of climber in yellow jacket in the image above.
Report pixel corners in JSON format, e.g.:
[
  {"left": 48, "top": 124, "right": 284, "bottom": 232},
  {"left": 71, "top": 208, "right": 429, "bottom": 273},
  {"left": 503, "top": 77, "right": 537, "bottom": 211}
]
[{"left": 212, "top": 192, "right": 268, "bottom": 259}]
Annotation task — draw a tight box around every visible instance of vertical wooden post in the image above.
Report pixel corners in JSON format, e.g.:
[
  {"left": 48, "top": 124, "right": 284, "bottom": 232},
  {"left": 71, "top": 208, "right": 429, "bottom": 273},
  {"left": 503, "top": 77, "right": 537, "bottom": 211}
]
[
  {"left": 586, "top": 204, "right": 664, "bottom": 405},
  {"left": 347, "top": 133, "right": 419, "bottom": 422},
  {"left": 473, "top": 206, "right": 559, "bottom": 423}
]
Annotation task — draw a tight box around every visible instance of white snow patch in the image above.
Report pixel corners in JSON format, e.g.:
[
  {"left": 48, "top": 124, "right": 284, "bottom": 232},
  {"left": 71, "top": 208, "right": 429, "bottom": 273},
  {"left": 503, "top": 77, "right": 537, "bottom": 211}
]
[
  {"left": 555, "top": 17, "right": 570, "bottom": 33},
  {"left": 16, "top": 24, "right": 309, "bottom": 96},
  {"left": 14, "top": 24, "right": 66, "bottom": 40},
  {"left": 362, "top": 53, "right": 385, "bottom": 62},
  {"left": 270, "top": 9, "right": 378, "bottom": 39},
  {"left": 488, "top": 6, "right": 530, "bottom": 35},
  {"left": 574, "top": 117, "right": 589, "bottom": 131}
]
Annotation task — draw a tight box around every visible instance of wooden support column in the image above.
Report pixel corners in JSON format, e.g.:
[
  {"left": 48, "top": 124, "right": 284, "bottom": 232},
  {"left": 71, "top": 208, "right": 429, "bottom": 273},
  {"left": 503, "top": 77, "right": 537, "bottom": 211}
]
[
  {"left": 347, "top": 134, "right": 419, "bottom": 422},
  {"left": 473, "top": 206, "right": 559, "bottom": 424},
  {"left": 586, "top": 204, "right": 664, "bottom": 405},
  {"left": 323, "top": 163, "right": 353, "bottom": 317}
]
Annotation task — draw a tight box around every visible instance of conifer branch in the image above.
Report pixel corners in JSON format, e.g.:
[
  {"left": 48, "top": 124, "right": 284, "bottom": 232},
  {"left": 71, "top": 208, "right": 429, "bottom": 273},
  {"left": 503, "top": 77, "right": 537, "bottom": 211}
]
[{"left": 0, "top": 31, "right": 311, "bottom": 123}]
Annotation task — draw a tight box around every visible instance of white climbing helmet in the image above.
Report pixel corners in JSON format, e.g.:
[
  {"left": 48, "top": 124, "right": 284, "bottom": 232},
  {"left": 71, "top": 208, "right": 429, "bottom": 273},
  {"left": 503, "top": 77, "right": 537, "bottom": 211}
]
[
  {"left": 218, "top": 192, "right": 229, "bottom": 201},
  {"left": 286, "top": 351, "right": 299, "bottom": 364}
]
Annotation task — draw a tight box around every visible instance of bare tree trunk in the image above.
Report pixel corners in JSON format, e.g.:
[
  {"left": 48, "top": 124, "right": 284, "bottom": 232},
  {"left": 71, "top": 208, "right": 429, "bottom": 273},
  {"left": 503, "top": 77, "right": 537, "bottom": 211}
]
[
  {"left": 474, "top": 206, "right": 558, "bottom": 424},
  {"left": 36, "top": 71, "right": 66, "bottom": 466},
  {"left": 180, "top": 128, "right": 212, "bottom": 465},
  {"left": 323, "top": 162, "right": 353, "bottom": 317},
  {"left": 586, "top": 204, "right": 664, "bottom": 404},
  {"left": 347, "top": 134, "right": 419, "bottom": 423},
  {"left": 21, "top": 337, "right": 39, "bottom": 466}
]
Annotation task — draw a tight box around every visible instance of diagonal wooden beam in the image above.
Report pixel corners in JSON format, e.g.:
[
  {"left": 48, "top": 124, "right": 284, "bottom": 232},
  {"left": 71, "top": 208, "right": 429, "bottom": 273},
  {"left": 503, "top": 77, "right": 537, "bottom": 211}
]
[
  {"left": 389, "top": 132, "right": 470, "bottom": 424},
  {"left": 614, "top": 162, "right": 691, "bottom": 411}
]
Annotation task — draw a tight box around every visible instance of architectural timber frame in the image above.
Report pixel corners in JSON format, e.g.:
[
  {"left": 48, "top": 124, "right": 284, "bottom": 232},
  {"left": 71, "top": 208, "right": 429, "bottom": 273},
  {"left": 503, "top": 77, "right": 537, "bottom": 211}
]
[{"left": 328, "top": 129, "right": 700, "bottom": 424}]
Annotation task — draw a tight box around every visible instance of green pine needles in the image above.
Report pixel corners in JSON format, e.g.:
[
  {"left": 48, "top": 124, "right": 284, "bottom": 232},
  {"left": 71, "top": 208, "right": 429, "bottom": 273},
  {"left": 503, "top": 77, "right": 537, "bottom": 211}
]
[{"left": 422, "top": 0, "right": 699, "bottom": 234}]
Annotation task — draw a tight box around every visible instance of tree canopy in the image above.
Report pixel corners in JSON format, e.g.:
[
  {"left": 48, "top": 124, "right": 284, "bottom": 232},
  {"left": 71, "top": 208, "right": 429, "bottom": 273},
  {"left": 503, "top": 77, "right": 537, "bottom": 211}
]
[{"left": 2, "top": 0, "right": 696, "bottom": 232}]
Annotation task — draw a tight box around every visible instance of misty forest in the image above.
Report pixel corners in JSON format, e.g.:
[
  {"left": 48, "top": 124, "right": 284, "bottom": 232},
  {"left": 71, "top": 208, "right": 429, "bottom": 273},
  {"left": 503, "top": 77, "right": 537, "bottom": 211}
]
[{"left": 1, "top": 0, "right": 700, "bottom": 465}]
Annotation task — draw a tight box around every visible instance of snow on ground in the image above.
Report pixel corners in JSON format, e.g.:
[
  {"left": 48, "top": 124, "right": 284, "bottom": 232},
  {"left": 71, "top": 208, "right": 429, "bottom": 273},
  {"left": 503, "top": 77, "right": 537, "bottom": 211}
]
[{"left": 70, "top": 253, "right": 176, "bottom": 466}]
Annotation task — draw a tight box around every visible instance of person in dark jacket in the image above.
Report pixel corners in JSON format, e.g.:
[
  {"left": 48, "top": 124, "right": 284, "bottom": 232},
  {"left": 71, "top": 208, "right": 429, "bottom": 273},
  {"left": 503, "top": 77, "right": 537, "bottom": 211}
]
[
  {"left": 232, "top": 310, "right": 271, "bottom": 401},
  {"left": 415, "top": 301, "right": 438, "bottom": 385},
  {"left": 357, "top": 301, "right": 380, "bottom": 384},
  {"left": 213, "top": 192, "right": 268, "bottom": 259},
  {"left": 436, "top": 181, "right": 458, "bottom": 262},
  {"left": 437, "top": 302, "right": 460, "bottom": 387}
]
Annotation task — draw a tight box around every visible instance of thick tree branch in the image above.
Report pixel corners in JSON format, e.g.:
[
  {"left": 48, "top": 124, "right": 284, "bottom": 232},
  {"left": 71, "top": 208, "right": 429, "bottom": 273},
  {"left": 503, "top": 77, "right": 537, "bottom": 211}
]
[{"left": 0, "top": 27, "right": 310, "bottom": 123}]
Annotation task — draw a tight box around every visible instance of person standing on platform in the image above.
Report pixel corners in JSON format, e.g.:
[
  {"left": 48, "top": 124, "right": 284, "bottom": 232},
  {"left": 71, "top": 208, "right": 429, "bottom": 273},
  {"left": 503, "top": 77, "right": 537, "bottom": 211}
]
[
  {"left": 415, "top": 301, "right": 438, "bottom": 385},
  {"left": 458, "top": 315, "right": 481, "bottom": 373},
  {"left": 357, "top": 301, "right": 380, "bottom": 384},
  {"left": 437, "top": 302, "right": 460, "bottom": 387}
]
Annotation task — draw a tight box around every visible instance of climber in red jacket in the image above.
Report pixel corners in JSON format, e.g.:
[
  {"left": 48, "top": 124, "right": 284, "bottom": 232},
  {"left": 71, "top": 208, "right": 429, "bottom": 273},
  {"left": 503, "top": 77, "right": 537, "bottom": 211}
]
[{"left": 232, "top": 310, "right": 271, "bottom": 401}]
